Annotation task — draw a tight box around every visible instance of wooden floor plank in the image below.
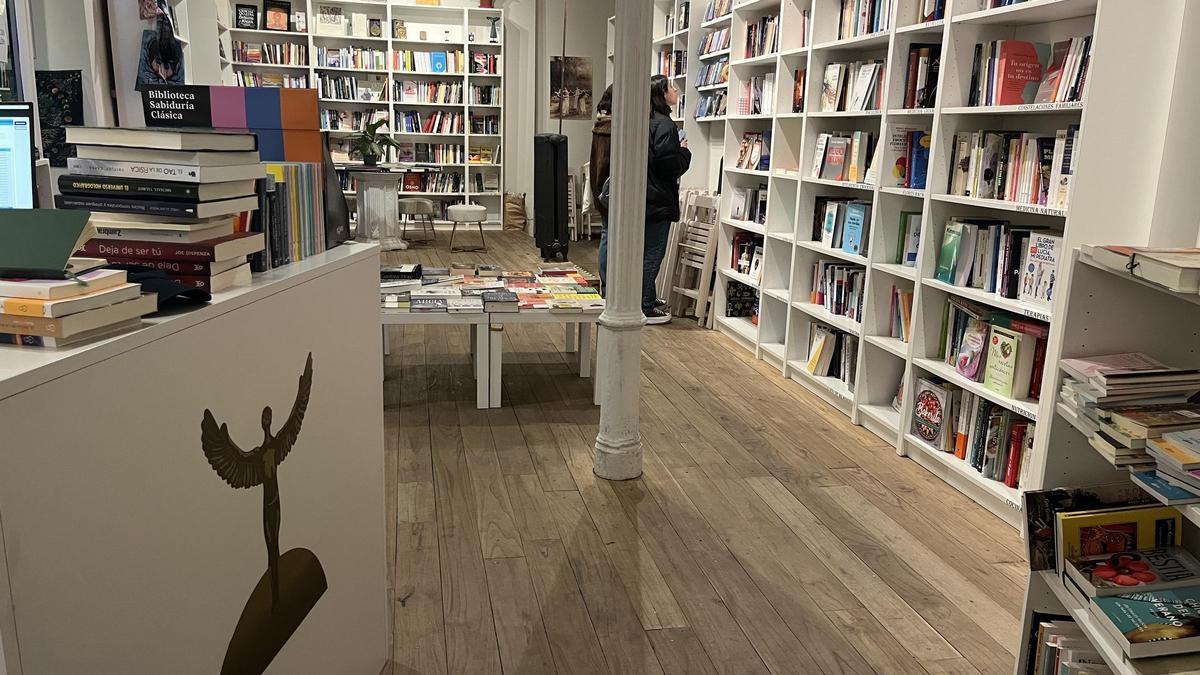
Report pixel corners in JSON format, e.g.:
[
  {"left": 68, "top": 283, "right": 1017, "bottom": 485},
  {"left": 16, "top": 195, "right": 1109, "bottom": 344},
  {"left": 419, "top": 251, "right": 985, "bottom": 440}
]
[
  {"left": 645, "top": 628, "right": 719, "bottom": 675},
  {"left": 825, "top": 609, "right": 929, "bottom": 675},
  {"left": 921, "top": 658, "right": 985, "bottom": 675},
  {"left": 458, "top": 398, "right": 525, "bottom": 560},
  {"left": 484, "top": 557, "right": 558, "bottom": 675},
  {"left": 524, "top": 539, "right": 609, "bottom": 675},
  {"left": 545, "top": 491, "right": 665, "bottom": 675},
  {"left": 394, "top": 522, "right": 447, "bottom": 675},
  {"left": 504, "top": 474, "right": 560, "bottom": 542}
]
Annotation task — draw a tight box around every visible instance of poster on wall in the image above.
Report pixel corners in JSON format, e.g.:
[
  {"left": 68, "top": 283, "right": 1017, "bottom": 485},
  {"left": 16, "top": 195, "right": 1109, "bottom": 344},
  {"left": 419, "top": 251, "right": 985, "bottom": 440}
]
[
  {"left": 136, "top": 24, "right": 185, "bottom": 89},
  {"left": 34, "top": 70, "right": 84, "bottom": 167},
  {"left": 549, "top": 56, "right": 593, "bottom": 121}
]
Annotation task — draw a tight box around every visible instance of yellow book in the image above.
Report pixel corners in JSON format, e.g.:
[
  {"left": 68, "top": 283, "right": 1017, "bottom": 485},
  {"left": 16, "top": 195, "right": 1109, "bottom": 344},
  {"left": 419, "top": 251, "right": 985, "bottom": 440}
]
[
  {"left": 1148, "top": 437, "right": 1200, "bottom": 471},
  {"left": 1057, "top": 505, "right": 1182, "bottom": 571},
  {"left": 806, "top": 330, "right": 829, "bottom": 375}
]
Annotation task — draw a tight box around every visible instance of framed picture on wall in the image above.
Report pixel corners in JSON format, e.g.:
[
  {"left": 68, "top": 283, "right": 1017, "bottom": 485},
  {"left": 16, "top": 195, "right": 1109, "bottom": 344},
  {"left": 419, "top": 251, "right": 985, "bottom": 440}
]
[
  {"left": 263, "top": 1, "right": 292, "bottom": 31},
  {"left": 234, "top": 4, "right": 258, "bottom": 30}
]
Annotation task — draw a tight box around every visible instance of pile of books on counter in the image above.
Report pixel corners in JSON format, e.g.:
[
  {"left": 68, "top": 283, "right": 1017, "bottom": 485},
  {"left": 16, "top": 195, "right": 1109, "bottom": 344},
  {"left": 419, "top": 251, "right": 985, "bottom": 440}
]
[
  {"left": 59, "top": 126, "right": 267, "bottom": 292},
  {"left": 1059, "top": 352, "right": 1200, "bottom": 477},
  {"left": 1083, "top": 245, "right": 1200, "bottom": 295},
  {"left": 1026, "top": 480, "right": 1200, "bottom": 662},
  {"left": 380, "top": 263, "right": 604, "bottom": 314},
  {"left": 0, "top": 266, "right": 156, "bottom": 348}
]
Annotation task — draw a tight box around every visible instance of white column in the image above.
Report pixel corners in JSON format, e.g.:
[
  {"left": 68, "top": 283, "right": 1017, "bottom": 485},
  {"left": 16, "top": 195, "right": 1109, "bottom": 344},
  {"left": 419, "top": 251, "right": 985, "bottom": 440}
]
[{"left": 594, "top": 0, "right": 652, "bottom": 481}]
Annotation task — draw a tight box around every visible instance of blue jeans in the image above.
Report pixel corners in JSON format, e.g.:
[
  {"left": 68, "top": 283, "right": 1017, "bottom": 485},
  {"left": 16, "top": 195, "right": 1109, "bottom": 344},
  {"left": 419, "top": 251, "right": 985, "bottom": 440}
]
[
  {"left": 598, "top": 215, "right": 609, "bottom": 293},
  {"left": 642, "top": 220, "right": 671, "bottom": 313}
]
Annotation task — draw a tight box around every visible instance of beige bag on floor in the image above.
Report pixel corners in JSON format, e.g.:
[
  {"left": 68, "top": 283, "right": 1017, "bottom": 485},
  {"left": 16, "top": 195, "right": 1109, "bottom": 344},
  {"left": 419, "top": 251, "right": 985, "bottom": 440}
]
[{"left": 504, "top": 193, "right": 528, "bottom": 231}]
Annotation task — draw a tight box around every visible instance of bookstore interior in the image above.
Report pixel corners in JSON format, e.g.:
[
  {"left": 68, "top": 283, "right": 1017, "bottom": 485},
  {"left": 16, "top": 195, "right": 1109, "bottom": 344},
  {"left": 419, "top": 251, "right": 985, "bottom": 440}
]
[{"left": 3, "top": 0, "right": 1200, "bottom": 672}]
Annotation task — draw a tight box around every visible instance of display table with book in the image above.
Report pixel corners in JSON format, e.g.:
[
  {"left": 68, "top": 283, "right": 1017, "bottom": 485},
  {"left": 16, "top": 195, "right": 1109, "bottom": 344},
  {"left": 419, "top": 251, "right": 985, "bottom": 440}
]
[
  {"left": 0, "top": 244, "right": 389, "bottom": 674},
  {"left": 381, "top": 263, "right": 602, "bottom": 409}
]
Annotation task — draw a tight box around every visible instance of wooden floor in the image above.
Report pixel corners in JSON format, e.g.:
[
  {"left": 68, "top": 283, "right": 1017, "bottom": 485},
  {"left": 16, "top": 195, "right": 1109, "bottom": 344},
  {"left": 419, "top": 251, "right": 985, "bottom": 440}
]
[{"left": 383, "top": 230, "right": 1027, "bottom": 675}]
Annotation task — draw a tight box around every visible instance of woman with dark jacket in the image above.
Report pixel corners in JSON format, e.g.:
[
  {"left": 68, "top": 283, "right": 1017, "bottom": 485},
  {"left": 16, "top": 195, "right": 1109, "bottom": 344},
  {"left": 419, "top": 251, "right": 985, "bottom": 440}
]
[
  {"left": 590, "top": 86, "right": 613, "bottom": 290},
  {"left": 643, "top": 74, "right": 691, "bottom": 324}
]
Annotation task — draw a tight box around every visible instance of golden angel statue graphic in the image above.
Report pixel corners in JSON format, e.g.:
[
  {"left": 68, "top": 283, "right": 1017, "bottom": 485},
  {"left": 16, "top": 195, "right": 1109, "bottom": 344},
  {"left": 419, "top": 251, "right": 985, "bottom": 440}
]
[{"left": 200, "top": 352, "right": 327, "bottom": 675}]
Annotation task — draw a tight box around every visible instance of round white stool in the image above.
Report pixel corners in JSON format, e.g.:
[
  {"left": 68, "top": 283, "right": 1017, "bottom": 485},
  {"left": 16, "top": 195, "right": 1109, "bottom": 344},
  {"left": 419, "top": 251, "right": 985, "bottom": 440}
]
[{"left": 448, "top": 204, "right": 488, "bottom": 253}]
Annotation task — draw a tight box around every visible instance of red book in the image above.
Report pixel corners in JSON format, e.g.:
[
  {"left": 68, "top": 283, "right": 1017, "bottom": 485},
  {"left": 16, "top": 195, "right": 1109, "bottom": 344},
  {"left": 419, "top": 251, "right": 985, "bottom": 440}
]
[
  {"left": 995, "top": 40, "right": 1049, "bottom": 106},
  {"left": 1003, "top": 422, "right": 1028, "bottom": 488},
  {"left": 78, "top": 232, "right": 264, "bottom": 263},
  {"left": 1027, "top": 336, "right": 1048, "bottom": 400},
  {"left": 103, "top": 256, "right": 247, "bottom": 275}
]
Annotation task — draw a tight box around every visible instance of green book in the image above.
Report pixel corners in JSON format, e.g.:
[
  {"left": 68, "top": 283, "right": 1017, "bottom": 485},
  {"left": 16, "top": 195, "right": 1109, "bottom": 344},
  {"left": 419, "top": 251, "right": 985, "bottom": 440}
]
[
  {"left": 0, "top": 209, "right": 98, "bottom": 279},
  {"left": 982, "top": 324, "right": 1036, "bottom": 399},
  {"left": 934, "top": 220, "right": 964, "bottom": 284}
]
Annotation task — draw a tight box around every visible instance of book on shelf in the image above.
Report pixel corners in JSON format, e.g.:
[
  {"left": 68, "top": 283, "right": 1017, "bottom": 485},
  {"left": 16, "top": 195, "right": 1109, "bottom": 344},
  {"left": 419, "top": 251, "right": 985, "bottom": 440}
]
[
  {"left": 1055, "top": 503, "right": 1182, "bottom": 577},
  {"left": 807, "top": 326, "right": 857, "bottom": 388},
  {"left": 810, "top": 261, "right": 865, "bottom": 323},
  {"left": 743, "top": 13, "right": 778, "bottom": 59},
  {"left": 730, "top": 184, "right": 768, "bottom": 224},
  {"left": 1027, "top": 619, "right": 1102, "bottom": 675},
  {"left": 946, "top": 125, "right": 1079, "bottom": 209},
  {"left": 1024, "top": 483, "right": 1159, "bottom": 572},
  {"left": 731, "top": 232, "right": 764, "bottom": 276},
  {"left": 1091, "top": 586, "right": 1200, "bottom": 658},
  {"left": 887, "top": 124, "right": 929, "bottom": 189},
  {"left": 814, "top": 198, "right": 871, "bottom": 256},
  {"left": 791, "top": 69, "right": 805, "bottom": 113},
  {"left": 1130, "top": 471, "right": 1200, "bottom": 506},
  {"left": 932, "top": 217, "right": 1057, "bottom": 303},
  {"left": 1066, "top": 547, "right": 1200, "bottom": 598},
  {"left": 734, "top": 131, "right": 770, "bottom": 171},
  {"left": 937, "top": 295, "right": 1050, "bottom": 400},
  {"left": 838, "top": 0, "right": 891, "bottom": 40},
  {"left": 703, "top": 0, "right": 731, "bottom": 23},
  {"left": 895, "top": 211, "right": 922, "bottom": 267},
  {"left": 812, "top": 132, "right": 875, "bottom": 184},
  {"left": 902, "top": 43, "right": 941, "bottom": 109},
  {"left": 889, "top": 285, "right": 913, "bottom": 342},
  {"left": 699, "top": 28, "right": 731, "bottom": 55},
  {"left": 914, "top": 0, "right": 946, "bottom": 23},
  {"left": 1082, "top": 245, "right": 1200, "bottom": 294},
  {"left": 969, "top": 35, "right": 1092, "bottom": 107}
]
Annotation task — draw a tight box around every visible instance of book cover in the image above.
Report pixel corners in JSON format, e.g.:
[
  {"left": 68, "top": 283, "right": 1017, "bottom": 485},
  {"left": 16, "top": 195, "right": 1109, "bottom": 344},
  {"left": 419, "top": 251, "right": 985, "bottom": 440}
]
[
  {"left": 1069, "top": 547, "right": 1200, "bottom": 598},
  {"left": 1034, "top": 39, "right": 1071, "bottom": 104},
  {"left": 820, "top": 137, "right": 849, "bottom": 181},
  {"left": 79, "top": 232, "right": 265, "bottom": 263},
  {"left": 841, "top": 202, "right": 868, "bottom": 256},
  {"left": 1091, "top": 587, "right": 1200, "bottom": 658},
  {"left": 912, "top": 378, "right": 949, "bottom": 449},
  {"left": 0, "top": 269, "right": 128, "bottom": 301},
  {"left": 1131, "top": 471, "right": 1200, "bottom": 506},
  {"left": 996, "top": 40, "right": 1050, "bottom": 106},
  {"left": 901, "top": 212, "right": 922, "bottom": 266},
  {"left": 908, "top": 130, "right": 929, "bottom": 190},
  {"left": 1018, "top": 234, "right": 1060, "bottom": 308},
  {"left": 1058, "top": 505, "right": 1181, "bottom": 571},
  {"left": 983, "top": 324, "right": 1035, "bottom": 399},
  {"left": 955, "top": 316, "right": 990, "bottom": 381}
]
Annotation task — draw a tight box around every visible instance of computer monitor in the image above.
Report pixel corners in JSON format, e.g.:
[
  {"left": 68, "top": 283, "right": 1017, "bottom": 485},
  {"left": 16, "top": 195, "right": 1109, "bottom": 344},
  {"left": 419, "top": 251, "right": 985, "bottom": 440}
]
[{"left": 0, "top": 102, "right": 36, "bottom": 209}]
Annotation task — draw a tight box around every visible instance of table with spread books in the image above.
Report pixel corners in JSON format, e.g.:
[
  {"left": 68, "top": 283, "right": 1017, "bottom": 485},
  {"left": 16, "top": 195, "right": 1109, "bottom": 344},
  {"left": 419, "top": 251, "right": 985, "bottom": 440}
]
[{"left": 380, "top": 264, "right": 603, "bottom": 409}]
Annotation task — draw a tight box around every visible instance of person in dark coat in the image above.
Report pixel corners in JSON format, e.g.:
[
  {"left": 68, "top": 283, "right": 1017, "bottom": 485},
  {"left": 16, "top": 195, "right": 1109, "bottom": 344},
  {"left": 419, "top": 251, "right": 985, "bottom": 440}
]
[
  {"left": 591, "top": 86, "right": 613, "bottom": 290},
  {"left": 642, "top": 74, "right": 691, "bottom": 323}
]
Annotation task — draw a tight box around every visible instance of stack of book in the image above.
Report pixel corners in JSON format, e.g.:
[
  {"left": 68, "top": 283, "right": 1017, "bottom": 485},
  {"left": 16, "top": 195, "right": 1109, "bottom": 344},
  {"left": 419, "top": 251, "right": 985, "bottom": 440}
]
[
  {"left": 1027, "top": 619, "right": 1108, "bottom": 675},
  {"left": 736, "top": 74, "right": 773, "bottom": 116},
  {"left": 838, "top": 0, "right": 891, "bottom": 39},
  {"left": 703, "top": 0, "right": 731, "bottom": 23},
  {"left": 699, "top": 28, "right": 731, "bottom": 56},
  {"left": 743, "top": 14, "right": 778, "bottom": 58},
  {"left": 901, "top": 44, "right": 940, "bottom": 109},
  {"left": 811, "top": 261, "right": 864, "bottom": 323},
  {"left": 61, "top": 126, "right": 266, "bottom": 293},
  {"left": 0, "top": 269, "right": 157, "bottom": 348},
  {"left": 695, "top": 92, "right": 728, "bottom": 119},
  {"left": 1059, "top": 352, "right": 1200, "bottom": 473},
  {"left": 934, "top": 220, "right": 1060, "bottom": 309},
  {"left": 911, "top": 375, "right": 1035, "bottom": 488},
  {"left": 734, "top": 132, "right": 770, "bottom": 171}
]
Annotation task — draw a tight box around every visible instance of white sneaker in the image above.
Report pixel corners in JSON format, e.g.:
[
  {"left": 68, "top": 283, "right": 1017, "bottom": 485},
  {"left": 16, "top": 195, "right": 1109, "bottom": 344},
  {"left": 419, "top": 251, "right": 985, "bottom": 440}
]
[{"left": 644, "top": 308, "right": 672, "bottom": 325}]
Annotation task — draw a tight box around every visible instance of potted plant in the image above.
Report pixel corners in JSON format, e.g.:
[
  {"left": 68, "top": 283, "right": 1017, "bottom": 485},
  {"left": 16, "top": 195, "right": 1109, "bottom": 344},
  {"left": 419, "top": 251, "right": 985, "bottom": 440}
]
[{"left": 349, "top": 119, "right": 398, "bottom": 167}]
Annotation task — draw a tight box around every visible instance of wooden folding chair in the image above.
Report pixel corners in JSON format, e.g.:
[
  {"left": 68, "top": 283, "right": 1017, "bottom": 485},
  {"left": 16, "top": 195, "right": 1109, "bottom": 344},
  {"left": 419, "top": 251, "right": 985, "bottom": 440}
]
[{"left": 667, "top": 193, "right": 719, "bottom": 325}]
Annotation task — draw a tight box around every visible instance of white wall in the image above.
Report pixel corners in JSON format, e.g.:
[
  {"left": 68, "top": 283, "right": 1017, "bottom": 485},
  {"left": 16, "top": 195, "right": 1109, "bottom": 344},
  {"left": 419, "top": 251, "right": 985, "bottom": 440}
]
[
  {"left": 29, "top": 0, "right": 112, "bottom": 128},
  {"left": 535, "top": 0, "right": 616, "bottom": 173}
]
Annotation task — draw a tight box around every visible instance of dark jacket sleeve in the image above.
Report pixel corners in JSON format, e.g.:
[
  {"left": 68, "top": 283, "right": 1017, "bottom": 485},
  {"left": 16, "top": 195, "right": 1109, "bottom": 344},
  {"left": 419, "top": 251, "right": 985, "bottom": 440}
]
[
  {"left": 589, "top": 133, "right": 611, "bottom": 217},
  {"left": 648, "top": 117, "right": 692, "bottom": 182}
]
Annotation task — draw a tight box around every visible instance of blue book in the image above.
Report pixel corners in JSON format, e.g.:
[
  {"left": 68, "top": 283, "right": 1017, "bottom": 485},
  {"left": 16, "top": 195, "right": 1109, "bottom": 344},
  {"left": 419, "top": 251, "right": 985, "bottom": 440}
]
[
  {"left": 430, "top": 52, "right": 448, "bottom": 73},
  {"left": 841, "top": 202, "right": 869, "bottom": 256},
  {"left": 1132, "top": 470, "right": 1200, "bottom": 505},
  {"left": 908, "top": 131, "right": 929, "bottom": 190}
]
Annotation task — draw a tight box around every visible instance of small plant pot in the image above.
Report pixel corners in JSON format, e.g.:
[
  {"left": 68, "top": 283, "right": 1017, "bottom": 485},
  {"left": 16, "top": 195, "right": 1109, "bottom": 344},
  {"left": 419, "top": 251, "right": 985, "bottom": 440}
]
[{"left": 363, "top": 154, "right": 379, "bottom": 167}]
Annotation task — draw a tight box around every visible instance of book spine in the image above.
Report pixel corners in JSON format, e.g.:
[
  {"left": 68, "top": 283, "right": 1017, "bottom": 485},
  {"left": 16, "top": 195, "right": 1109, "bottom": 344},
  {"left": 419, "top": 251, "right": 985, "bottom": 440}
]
[
  {"left": 55, "top": 194, "right": 200, "bottom": 219},
  {"left": 79, "top": 239, "right": 221, "bottom": 262},
  {"left": 57, "top": 175, "right": 202, "bottom": 200},
  {"left": 66, "top": 157, "right": 203, "bottom": 183},
  {"left": 104, "top": 257, "right": 219, "bottom": 275}
]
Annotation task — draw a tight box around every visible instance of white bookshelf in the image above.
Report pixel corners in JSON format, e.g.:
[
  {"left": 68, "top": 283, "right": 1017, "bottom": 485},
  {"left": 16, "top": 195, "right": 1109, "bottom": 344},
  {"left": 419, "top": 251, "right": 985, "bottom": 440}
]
[
  {"left": 223, "top": 1, "right": 505, "bottom": 223},
  {"left": 1014, "top": 250, "right": 1200, "bottom": 675},
  {"left": 649, "top": 0, "right": 1200, "bottom": 528}
]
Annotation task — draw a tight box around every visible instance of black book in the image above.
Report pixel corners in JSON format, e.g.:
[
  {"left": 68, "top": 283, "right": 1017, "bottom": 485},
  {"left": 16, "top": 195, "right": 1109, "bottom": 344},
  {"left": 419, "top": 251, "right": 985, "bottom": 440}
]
[
  {"left": 967, "top": 43, "right": 983, "bottom": 106},
  {"left": 57, "top": 174, "right": 256, "bottom": 202},
  {"left": 55, "top": 194, "right": 258, "bottom": 220}
]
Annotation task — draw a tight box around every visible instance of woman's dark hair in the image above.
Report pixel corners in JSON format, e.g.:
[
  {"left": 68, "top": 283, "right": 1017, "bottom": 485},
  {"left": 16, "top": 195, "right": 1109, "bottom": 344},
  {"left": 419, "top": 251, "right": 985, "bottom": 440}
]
[
  {"left": 649, "top": 75, "right": 672, "bottom": 116},
  {"left": 597, "top": 85, "right": 614, "bottom": 115}
]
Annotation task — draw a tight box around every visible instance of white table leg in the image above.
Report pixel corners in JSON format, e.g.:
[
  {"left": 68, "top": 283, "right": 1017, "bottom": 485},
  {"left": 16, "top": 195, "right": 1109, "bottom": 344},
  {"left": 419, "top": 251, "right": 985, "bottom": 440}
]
[
  {"left": 469, "top": 324, "right": 477, "bottom": 369},
  {"left": 489, "top": 325, "right": 503, "bottom": 408},
  {"left": 475, "top": 323, "right": 489, "bottom": 410},
  {"left": 578, "top": 323, "right": 592, "bottom": 378},
  {"left": 564, "top": 323, "right": 578, "bottom": 353},
  {"left": 382, "top": 325, "right": 390, "bottom": 356}
]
